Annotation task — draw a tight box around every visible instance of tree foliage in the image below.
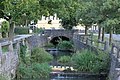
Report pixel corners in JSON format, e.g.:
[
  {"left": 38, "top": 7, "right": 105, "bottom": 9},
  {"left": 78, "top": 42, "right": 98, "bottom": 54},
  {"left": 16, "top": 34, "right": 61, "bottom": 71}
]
[
  {"left": 1, "top": 20, "right": 9, "bottom": 38},
  {"left": 1, "top": 0, "right": 120, "bottom": 41},
  {"left": 0, "top": 0, "right": 5, "bottom": 18},
  {"left": 57, "top": 0, "right": 80, "bottom": 29}
]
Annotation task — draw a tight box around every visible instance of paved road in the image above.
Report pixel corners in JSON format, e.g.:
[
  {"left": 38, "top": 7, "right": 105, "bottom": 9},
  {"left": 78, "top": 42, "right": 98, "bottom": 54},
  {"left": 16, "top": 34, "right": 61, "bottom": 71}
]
[
  {"left": 94, "top": 34, "right": 120, "bottom": 41},
  {"left": 0, "top": 34, "right": 32, "bottom": 46},
  {"left": 104, "top": 34, "right": 120, "bottom": 41}
]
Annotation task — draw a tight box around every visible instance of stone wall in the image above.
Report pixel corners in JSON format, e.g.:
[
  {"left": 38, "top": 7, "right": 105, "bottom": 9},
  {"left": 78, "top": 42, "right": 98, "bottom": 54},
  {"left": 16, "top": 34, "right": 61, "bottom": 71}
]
[
  {"left": 0, "top": 35, "right": 32, "bottom": 80},
  {"left": 0, "top": 42, "right": 19, "bottom": 80},
  {"left": 44, "top": 29, "right": 79, "bottom": 39},
  {"left": 73, "top": 33, "right": 120, "bottom": 80},
  {"left": 27, "top": 34, "right": 48, "bottom": 49},
  {"left": 109, "top": 44, "right": 120, "bottom": 80}
]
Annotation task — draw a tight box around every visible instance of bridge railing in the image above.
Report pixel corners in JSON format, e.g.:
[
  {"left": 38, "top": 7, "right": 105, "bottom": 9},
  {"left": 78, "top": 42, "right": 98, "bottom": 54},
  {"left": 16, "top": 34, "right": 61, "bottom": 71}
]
[
  {"left": 0, "top": 41, "right": 19, "bottom": 79},
  {"left": 73, "top": 34, "right": 109, "bottom": 51},
  {"left": 86, "top": 37, "right": 120, "bottom": 80},
  {"left": 73, "top": 33, "right": 120, "bottom": 80},
  {"left": 109, "top": 43, "right": 120, "bottom": 80},
  {"left": 0, "top": 35, "right": 31, "bottom": 79},
  {"left": 86, "top": 38, "right": 109, "bottom": 51}
]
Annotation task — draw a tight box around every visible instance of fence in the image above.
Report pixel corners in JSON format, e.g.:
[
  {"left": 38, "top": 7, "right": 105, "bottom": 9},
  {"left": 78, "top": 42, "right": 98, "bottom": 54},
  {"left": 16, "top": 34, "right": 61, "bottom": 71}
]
[
  {"left": 0, "top": 35, "right": 31, "bottom": 79},
  {"left": 0, "top": 41, "right": 19, "bottom": 79},
  {"left": 109, "top": 43, "right": 120, "bottom": 80},
  {"left": 73, "top": 33, "right": 120, "bottom": 80}
]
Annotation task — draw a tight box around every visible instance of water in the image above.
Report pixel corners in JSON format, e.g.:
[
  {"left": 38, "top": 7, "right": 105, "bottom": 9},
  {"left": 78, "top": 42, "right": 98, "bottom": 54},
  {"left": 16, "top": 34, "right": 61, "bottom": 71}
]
[
  {"left": 47, "top": 49, "right": 106, "bottom": 80},
  {"left": 15, "top": 77, "right": 103, "bottom": 80},
  {"left": 15, "top": 49, "right": 106, "bottom": 80}
]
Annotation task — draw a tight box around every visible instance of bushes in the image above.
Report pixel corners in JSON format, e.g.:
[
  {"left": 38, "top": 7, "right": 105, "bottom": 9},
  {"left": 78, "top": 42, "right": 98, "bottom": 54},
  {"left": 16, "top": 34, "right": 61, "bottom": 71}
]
[
  {"left": 17, "top": 62, "right": 51, "bottom": 79},
  {"left": 16, "top": 47, "right": 53, "bottom": 79},
  {"left": 33, "top": 27, "right": 44, "bottom": 34},
  {"left": 31, "top": 63, "right": 51, "bottom": 78},
  {"left": 44, "top": 43, "right": 55, "bottom": 48},
  {"left": 0, "top": 75, "right": 8, "bottom": 80},
  {"left": 72, "top": 50, "right": 109, "bottom": 73},
  {"left": 31, "top": 48, "right": 53, "bottom": 63},
  {"left": 57, "top": 41, "right": 73, "bottom": 50},
  {"left": 58, "top": 56, "right": 71, "bottom": 64},
  {"left": 14, "top": 27, "right": 29, "bottom": 34}
]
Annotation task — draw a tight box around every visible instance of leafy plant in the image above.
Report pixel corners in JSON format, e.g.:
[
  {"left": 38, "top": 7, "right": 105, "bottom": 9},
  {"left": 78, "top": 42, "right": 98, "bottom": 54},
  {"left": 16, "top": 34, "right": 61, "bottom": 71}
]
[
  {"left": 19, "top": 45, "right": 27, "bottom": 63},
  {"left": 44, "top": 43, "right": 55, "bottom": 48},
  {"left": 58, "top": 56, "right": 71, "bottom": 64},
  {"left": 14, "top": 27, "right": 29, "bottom": 34},
  {"left": 57, "top": 41, "right": 73, "bottom": 50},
  {"left": 72, "top": 49, "right": 109, "bottom": 73},
  {"left": 31, "top": 47, "right": 53, "bottom": 63},
  {"left": 32, "top": 62, "right": 51, "bottom": 78},
  {"left": 17, "top": 62, "right": 51, "bottom": 79}
]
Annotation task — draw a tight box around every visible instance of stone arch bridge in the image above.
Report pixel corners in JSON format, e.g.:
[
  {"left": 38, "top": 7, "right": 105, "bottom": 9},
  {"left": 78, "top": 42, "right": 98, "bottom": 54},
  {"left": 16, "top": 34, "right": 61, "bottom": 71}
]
[
  {"left": 0, "top": 30, "right": 120, "bottom": 80},
  {"left": 45, "top": 29, "right": 78, "bottom": 38},
  {"left": 43, "top": 29, "right": 78, "bottom": 44}
]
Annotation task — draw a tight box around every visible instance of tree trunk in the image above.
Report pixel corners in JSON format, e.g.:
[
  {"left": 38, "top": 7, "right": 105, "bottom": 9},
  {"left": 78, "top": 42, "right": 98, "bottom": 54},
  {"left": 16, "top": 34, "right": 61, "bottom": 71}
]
[
  {"left": 8, "top": 21, "right": 15, "bottom": 41},
  {"left": 98, "top": 26, "right": 101, "bottom": 40},
  {"left": 109, "top": 27, "right": 113, "bottom": 45},
  {"left": 25, "top": 19, "right": 28, "bottom": 27},
  {"left": 102, "top": 27, "right": 105, "bottom": 41},
  {"left": 85, "top": 26, "right": 88, "bottom": 35}
]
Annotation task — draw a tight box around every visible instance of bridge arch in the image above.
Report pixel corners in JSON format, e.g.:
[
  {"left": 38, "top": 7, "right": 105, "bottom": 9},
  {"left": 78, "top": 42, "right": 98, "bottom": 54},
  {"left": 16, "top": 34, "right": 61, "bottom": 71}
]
[{"left": 50, "top": 36, "right": 70, "bottom": 45}]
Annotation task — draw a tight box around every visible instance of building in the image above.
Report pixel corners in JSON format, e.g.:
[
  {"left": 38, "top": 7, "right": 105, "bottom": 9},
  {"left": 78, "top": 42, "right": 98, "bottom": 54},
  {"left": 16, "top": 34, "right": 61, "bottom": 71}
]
[{"left": 37, "top": 14, "right": 63, "bottom": 29}]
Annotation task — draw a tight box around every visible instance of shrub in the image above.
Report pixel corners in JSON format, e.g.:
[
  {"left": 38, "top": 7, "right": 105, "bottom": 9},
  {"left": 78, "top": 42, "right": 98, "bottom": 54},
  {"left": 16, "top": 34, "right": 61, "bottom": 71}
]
[
  {"left": 0, "top": 75, "right": 8, "bottom": 80},
  {"left": 14, "top": 27, "right": 29, "bottom": 34},
  {"left": 44, "top": 43, "right": 55, "bottom": 48},
  {"left": 31, "top": 47, "right": 53, "bottom": 63},
  {"left": 58, "top": 56, "right": 71, "bottom": 64},
  {"left": 57, "top": 41, "right": 73, "bottom": 50},
  {"left": 72, "top": 49, "right": 109, "bottom": 73},
  {"left": 32, "top": 62, "right": 51, "bottom": 78},
  {"left": 17, "top": 62, "right": 51, "bottom": 79},
  {"left": 19, "top": 45, "right": 27, "bottom": 63},
  {"left": 16, "top": 63, "right": 33, "bottom": 79},
  {"left": 33, "top": 27, "right": 44, "bottom": 34}
]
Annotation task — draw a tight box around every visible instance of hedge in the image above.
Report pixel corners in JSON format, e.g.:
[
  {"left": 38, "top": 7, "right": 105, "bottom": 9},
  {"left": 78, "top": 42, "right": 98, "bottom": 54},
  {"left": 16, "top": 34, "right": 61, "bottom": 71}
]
[{"left": 14, "top": 27, "right": 29, "bottom": 34}]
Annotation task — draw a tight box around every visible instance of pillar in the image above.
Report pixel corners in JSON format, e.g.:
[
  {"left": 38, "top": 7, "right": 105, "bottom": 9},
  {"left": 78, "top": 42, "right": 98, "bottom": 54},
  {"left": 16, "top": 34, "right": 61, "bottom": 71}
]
[
  {"left": 8, "top": 41, "right": 13, "bottom": 52},
  {"left": 104, "top": 41, "right": 109, "bottom": 51},
  {"left": 0, "top": 43, "right": 2, "bottom": 56}
]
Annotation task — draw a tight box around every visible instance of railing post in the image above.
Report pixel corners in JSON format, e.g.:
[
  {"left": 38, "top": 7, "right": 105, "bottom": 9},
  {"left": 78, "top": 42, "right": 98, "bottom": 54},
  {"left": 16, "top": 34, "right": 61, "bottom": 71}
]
[
  {"left": 22, "top": 39, "right": 25, "bottom": 45},
  {"left": 117, "top": 48, "right": 120, "bottom": 59},
  {"left": 0, "top": 43, "right": 2, "bottom": 68},
  {"left": 86, "top": 38, "right": 88, "bottom": 45},
  {"left": 104, "top": 41, "right": 109, "bottom": 51},
  {"left": 0, "top": 43, "right": 2, "bottom": 56},
  {"left": 8, "top": 41, "right": 13, "bottom": 52},
  {"left": 16, "top": 41, "right": 20, "bottom": 54}
]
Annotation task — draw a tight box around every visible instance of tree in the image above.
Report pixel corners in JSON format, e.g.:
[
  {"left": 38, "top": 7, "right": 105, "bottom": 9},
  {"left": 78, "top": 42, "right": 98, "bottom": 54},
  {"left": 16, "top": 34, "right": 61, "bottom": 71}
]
[
  {"left": 76, "top": 1, "right": 95, "bottom": 35},
  {"left": 1, "top": 21, "right": 9, "bottom": 38},
  {"left": 3, "top": 0, "right": 41, "bottom": 41},
  {"left": 100, "top": 0, "right": 120, "bottom": 44},
  {"left": 0, "top": 0, "right": 5, "bottom": 18},
  {"left": 55, "top": 0, "right": 80, "bottom": 30},
  {"left": 2, "top": 0, "right": 64, "bottom": 41}
]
